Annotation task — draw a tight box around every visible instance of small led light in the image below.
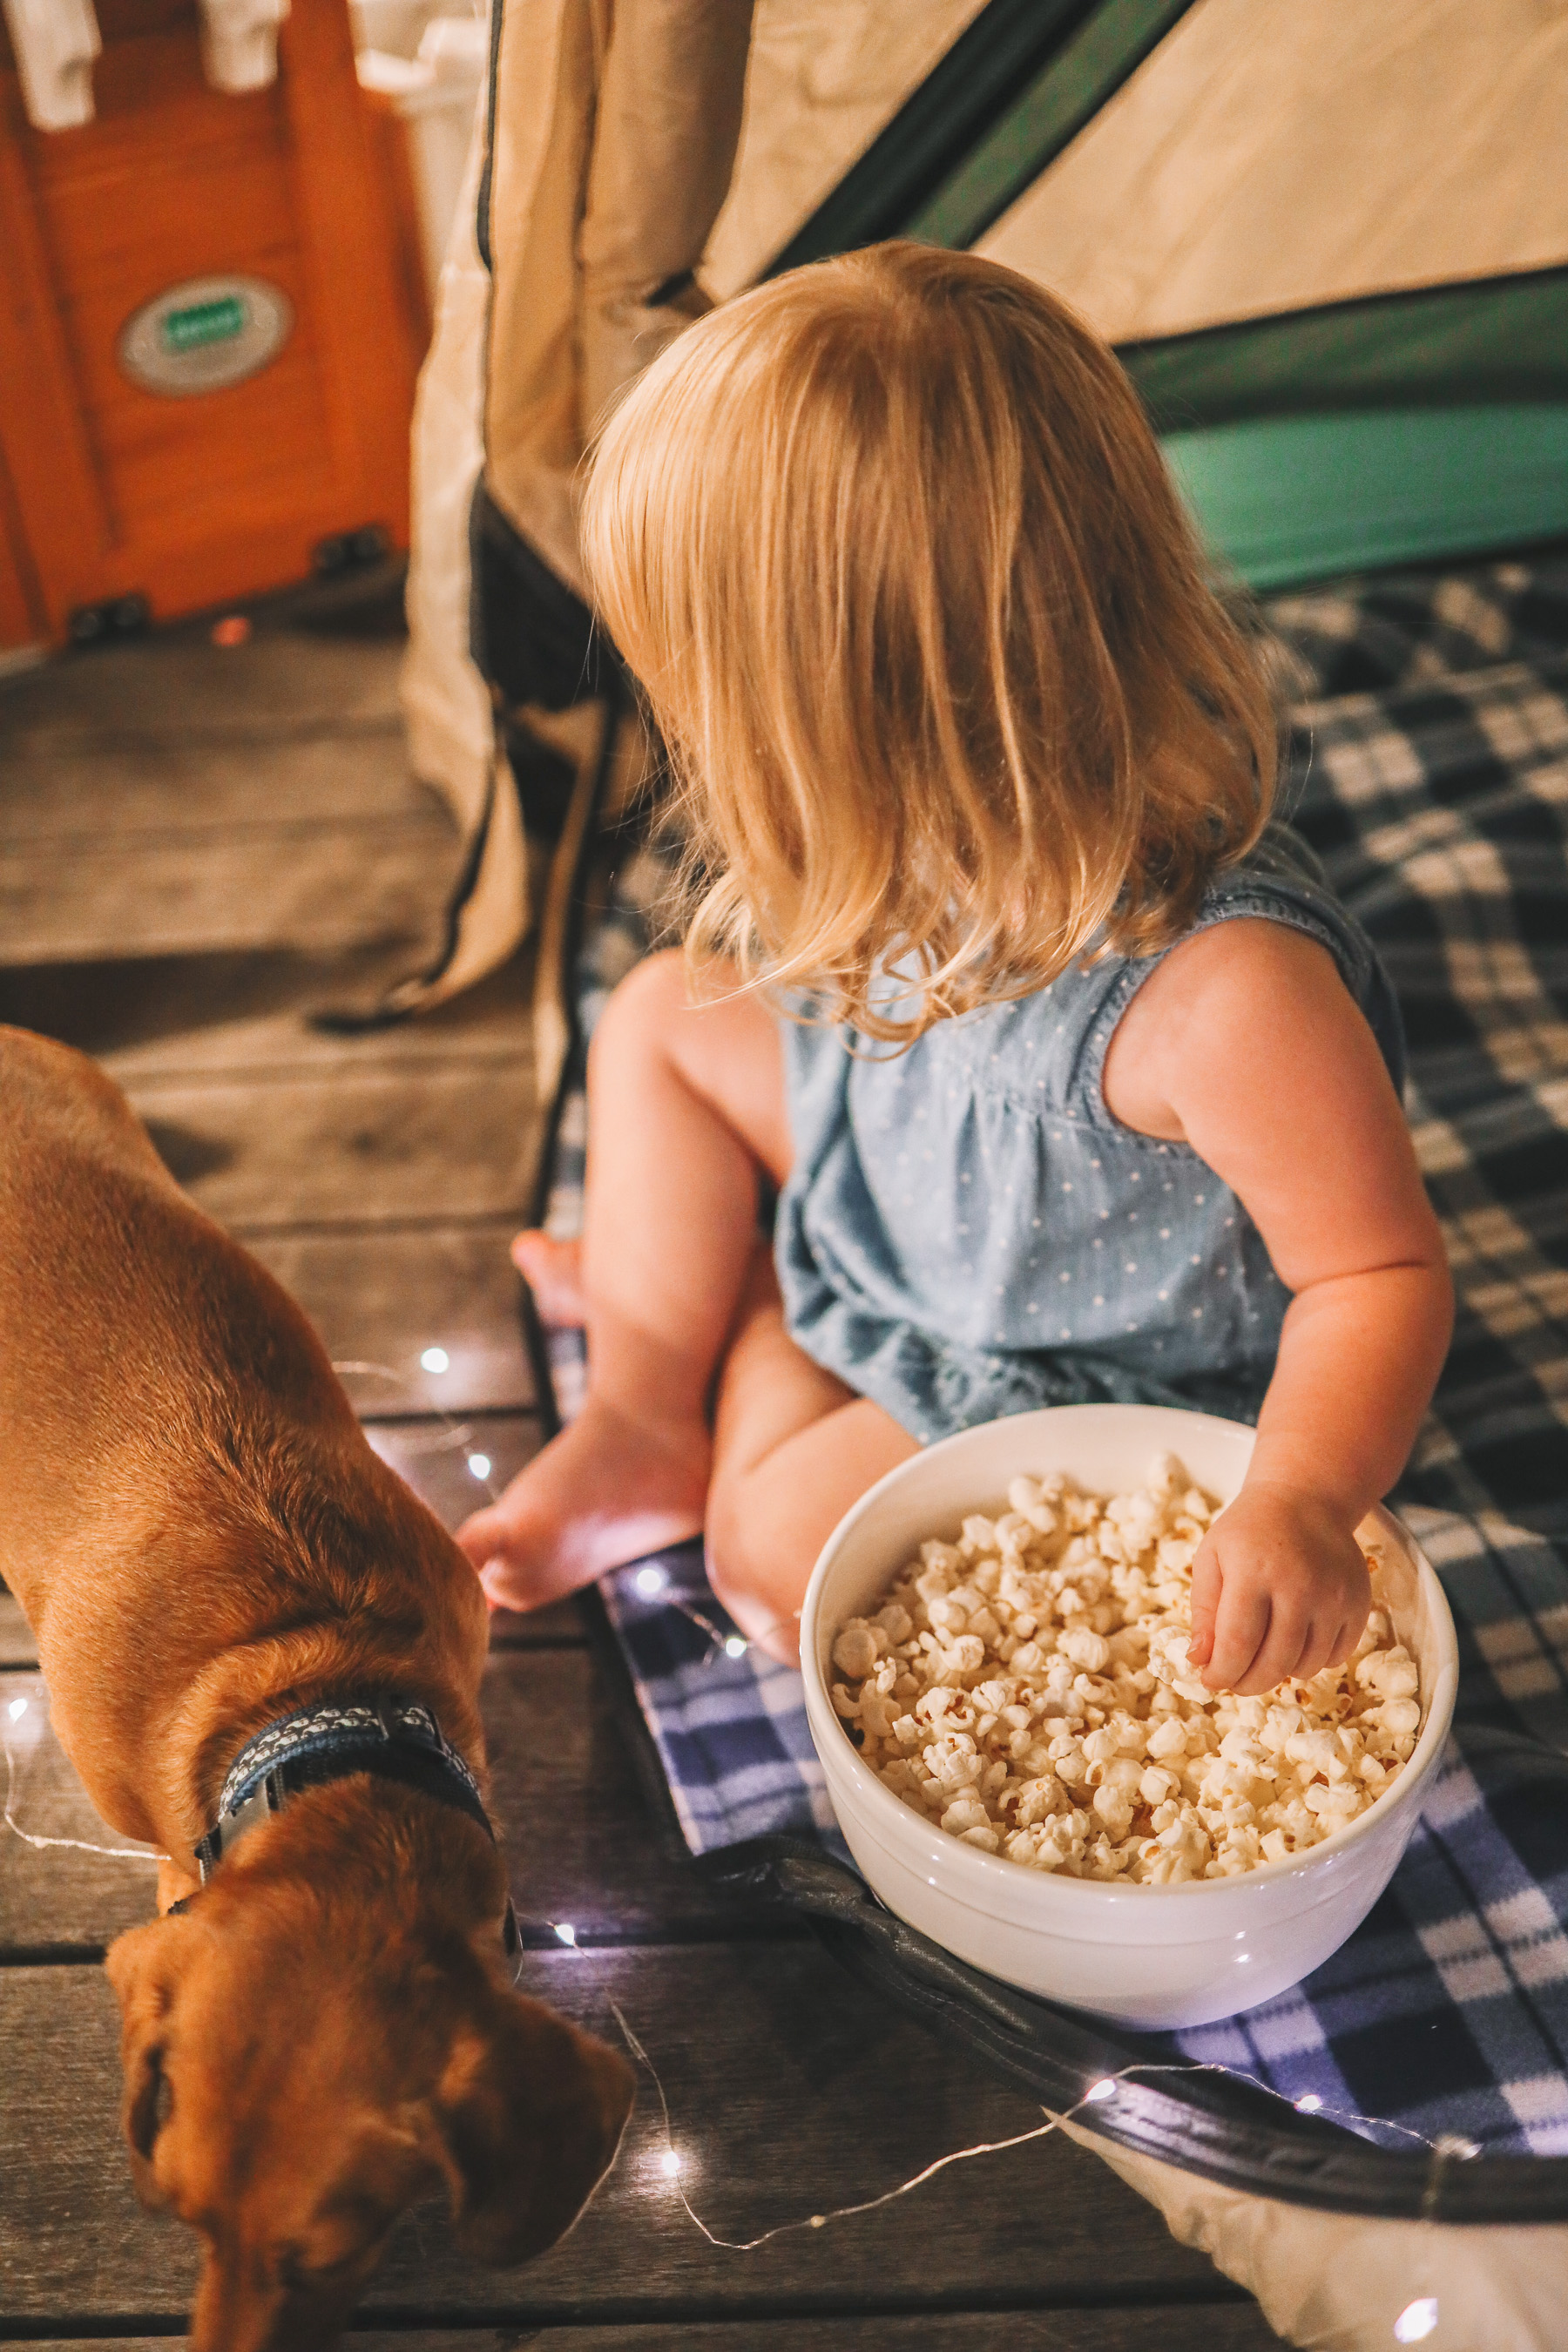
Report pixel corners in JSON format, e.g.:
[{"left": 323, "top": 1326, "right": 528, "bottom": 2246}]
[
  {"left": 659, "top": 2147, "right": 683, "bottom": 2176},
  {"left": 7, "top": 1697, "right": 27, "bottom": 1721},
  {"left": 420, "top": 1347, "right": 450, "bottom": 1374},
  {"left": 553, "top": 1922, "right": 578, "bottom": 1946},
  {"left": 724, "top": 1635, "right": 748, "bottom": 1659},
  {"left": 1084, "top": 2078, "right": 1118, "bottom": 2104},
  {"left": 467, "top": 1453, "right": 491, "bottom": 1480},
  {"left": 1236, "top": 1952, "right": 1252, "bottom": 1963},
  {"left": 1394, "top": 2296, "right": 1439, "bottom": 2343},
  {"left": 1295, "top": 2093, "right": 1324, "bottom": 2113},
  {"left": 634, "top": 1565, "right": 667, "bottom": 1598}
]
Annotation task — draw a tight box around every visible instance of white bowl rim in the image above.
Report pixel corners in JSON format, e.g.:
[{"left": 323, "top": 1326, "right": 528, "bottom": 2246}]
[{"left": 800, "top": 1404, "right": 1459, "bottom": 1904}]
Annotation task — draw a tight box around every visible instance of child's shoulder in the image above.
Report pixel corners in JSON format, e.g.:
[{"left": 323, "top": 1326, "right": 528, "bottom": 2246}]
[{"left": 1105, "top": 912, "right": 1387, "bottom": 1146}]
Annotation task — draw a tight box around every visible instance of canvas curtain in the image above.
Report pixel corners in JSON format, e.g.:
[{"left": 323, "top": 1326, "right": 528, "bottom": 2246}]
[{"left": 395, "top": 0, "right": 753, "bottom": 1028}]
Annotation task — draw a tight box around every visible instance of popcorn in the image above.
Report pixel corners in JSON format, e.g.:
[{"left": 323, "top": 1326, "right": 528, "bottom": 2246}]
[{"left": 833, "top": 1454, "right": 1422, "bottom": 1884}]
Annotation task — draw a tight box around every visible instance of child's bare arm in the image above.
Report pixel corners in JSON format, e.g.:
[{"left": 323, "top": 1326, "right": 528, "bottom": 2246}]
[{"left": 1105, "top": 919, "right": 1453, "bottom": 1695}]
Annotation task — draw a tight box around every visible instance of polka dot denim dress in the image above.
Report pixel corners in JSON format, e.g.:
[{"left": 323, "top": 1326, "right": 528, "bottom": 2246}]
[{"left": 774, "top": 822, "right": 1405, "bottom": 1445}]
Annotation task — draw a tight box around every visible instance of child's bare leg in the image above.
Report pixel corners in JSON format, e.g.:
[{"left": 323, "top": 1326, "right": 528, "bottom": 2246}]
[
  {"left": 457, "top": 951, "right": 790, "bottom": 1608},
  {"left": 706, "top": 1249, "right": 919, "bottom": 1664}
]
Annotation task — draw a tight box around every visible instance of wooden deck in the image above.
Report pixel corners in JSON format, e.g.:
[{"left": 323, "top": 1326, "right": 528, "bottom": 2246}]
[{"left": 0, "top": 584, "right": 1282, "bottom": 2347}]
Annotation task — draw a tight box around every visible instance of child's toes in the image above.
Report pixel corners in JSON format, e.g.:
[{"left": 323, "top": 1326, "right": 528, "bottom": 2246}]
[
  {"left": 510, "top": 1230, "right": 588, "bottom": 1325},
  {"left": 457, "top": 1503, "right": 556, "bottom": 1613},
  {"left": 478, "top": 1555, "right": 529, "bottom": 1612},
  {"left": 455, "top": 1504, "right": 510, "bottom": 1573}
]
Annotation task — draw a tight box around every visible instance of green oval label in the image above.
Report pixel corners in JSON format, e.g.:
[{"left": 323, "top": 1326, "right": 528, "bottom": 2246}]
[
  {"left": 161, "top": 296, "right": 247, "bottom": 354},
  {"left": 118, "top": 276, "right": 293, "bottom": 398}
]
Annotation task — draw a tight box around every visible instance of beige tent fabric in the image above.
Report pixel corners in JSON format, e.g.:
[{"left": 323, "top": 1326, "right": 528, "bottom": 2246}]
[
  {"left": 700, "top": 0, "right": 984, "bottom": 298},
  {"left": 981, "top": 0, "right": 1568, "bottom": 344},
  {"left": 395, "top": 73, "right": 538, "bottom": 1015},
  {"left": 395, "top": 0, "right": 753, "bottom": 1017},
  {"left": 1064, "top": 2119, "right": 1568, "bottom": 2350},
  {"left": 402, "top": 98, "right": 494, "bottom": 846},
  {"left": 483, "top": 0, "right": 755, "bottom": 591}
]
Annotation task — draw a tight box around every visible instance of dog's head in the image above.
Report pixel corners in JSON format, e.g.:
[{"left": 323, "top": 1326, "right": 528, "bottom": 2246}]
[{"left": 105, "top": 1856, "right": 634, "bottom": 2352}]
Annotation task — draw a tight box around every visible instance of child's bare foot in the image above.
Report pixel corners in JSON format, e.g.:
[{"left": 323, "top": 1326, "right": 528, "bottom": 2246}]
[
  {"left": 511, "top": 1230, "right": 587, "bottom": 1327},
  {"left": 456, "top": 1393, "right": 710, "bottom": 1611}
]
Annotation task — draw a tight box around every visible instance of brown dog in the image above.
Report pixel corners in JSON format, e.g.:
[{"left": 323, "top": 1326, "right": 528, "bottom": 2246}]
[{"left": 0, "top": 1027, "right": 634, "bottom": 2349}]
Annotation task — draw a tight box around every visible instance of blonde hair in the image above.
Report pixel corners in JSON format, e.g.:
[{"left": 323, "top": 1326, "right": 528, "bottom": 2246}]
[{"left": 581, "top": 242, "right": 1276, "bottom": 1041}]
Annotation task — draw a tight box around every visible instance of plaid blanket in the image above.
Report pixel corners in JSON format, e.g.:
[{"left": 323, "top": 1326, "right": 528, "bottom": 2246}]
[{"left": 539, "top": 558, "right": 1568, "bottom": 2164}]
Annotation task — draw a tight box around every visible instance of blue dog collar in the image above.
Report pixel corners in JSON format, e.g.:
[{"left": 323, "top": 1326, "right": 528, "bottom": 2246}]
[
  {"left": 214, "top": 1695, "right": 483, "bottom": 1826},
  {"left": 175, "top": 1695, "right": 517, "bottom": 1955}
]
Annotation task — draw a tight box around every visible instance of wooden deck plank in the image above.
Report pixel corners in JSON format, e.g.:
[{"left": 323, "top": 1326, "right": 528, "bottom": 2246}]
[
  {"left": 0, "top": 939, "right": 535, "bottom": 1082},
  {"left": 0, "top": 725, "right": 427, "bottom": 861},
  {"left": 0, "top": 939, "right": 415, "bottom": 1066},
  {"left": 0, "top": 723, "right": 419, "bottom": 841},
  {"left": 105, "top": 953, "right": 537, "bottom": 1085},
  {"left": 247, "top": 1229, "right": 536, "bottom": 1416},
  {"left": 0, "top": 1949, "right": 1224, "bottom": 2322},
  {"left": 487, "top": 1599, "right": 588, "bottom": 1648},
  {"left": 364, "top": 1412, "right": 542, "bottom": 1538},
  {"left": 109, "top": 1065, "right": 535, "bottom": 1232},
  {"left": 1, "top": 1589, "right": 37, "bottom": 1666},
  {"left": 0, "top": 618, "right": 403, "bottom": 766},
  {"left": 0, "top": 815, "right": 463, "bottom": 968},
  {"left": 481, "top": 1647, "right": 755, "bottom": 1936},
  {"left": 5, "top": 2311, "right": 1282, "bottom": 2349},
  {"left": 0, "top": 1674, "right": 162, "bottom": 1949}
]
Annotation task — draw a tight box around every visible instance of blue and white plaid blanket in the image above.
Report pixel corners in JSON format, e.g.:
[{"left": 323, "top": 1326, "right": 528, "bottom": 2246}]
[{"left": 540, "top": 558, "right": 1568, "bottom": 2159}]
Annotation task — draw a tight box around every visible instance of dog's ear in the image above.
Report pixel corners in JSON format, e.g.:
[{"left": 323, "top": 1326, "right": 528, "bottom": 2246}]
[
  {"left": 431, "top": 1986, "right": 634, "bottom": 2267},
  {"left": 104, "top": 1917, "right": 186, "bottom": 2208}
]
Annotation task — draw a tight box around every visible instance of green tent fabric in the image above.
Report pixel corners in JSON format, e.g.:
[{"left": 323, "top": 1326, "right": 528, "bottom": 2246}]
[
  {"left": 1163, "top": 404, "right": 1568, "bottom": 591},
  {"left": 760, "top": 0, "right": 1568, "bottom": 587}
]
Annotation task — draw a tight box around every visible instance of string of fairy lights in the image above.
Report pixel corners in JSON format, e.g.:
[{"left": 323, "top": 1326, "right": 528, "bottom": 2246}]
[
  {"left": 0, "top": 1349, "right": 1492, "bottom": 2342},
  {"left": 0, "top": 1714, "right": 1458, "bottom": 2338},
  {"left": 2, "top": 1691, "right": 1468, "bottom": 2343},
  {"left": 540, "top": 1928, "right": 1459, "bottom": 2342}
]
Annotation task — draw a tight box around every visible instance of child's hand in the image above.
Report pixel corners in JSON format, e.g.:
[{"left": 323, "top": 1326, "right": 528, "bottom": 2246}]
[{"left": 1186, "top": 1481, "right": 1371, "bottom": 1696}]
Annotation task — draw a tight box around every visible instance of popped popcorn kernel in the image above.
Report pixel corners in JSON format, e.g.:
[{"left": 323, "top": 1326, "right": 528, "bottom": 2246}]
[{"left": 832, "top": 1456, "right": 1423, "bottom": 1884}]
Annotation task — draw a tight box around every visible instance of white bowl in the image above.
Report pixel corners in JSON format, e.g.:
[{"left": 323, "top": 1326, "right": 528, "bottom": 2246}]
[{"left": 800, "top": 1403, "right": 1458, "bottom": 2031}]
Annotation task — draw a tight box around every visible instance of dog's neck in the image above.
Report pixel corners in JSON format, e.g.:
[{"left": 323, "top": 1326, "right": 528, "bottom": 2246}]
[{"left": 172, "top": 1694, "right": 519, "bottom": 1955}]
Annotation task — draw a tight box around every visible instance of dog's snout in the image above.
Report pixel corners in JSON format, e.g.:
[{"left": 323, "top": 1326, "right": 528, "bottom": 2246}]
[{"left": 190, "top": 2252, "right": 357, "bottom": 2352}]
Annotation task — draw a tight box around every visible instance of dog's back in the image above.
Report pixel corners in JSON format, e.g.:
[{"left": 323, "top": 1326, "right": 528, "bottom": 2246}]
[
  {"left": 1, "top": 1025, "right": 362, "bottom": 1611},
  {"left": 0, "top": 1025, "right": 487, "bottom": 1829},
  {"left": 2, "top": 1029, "right": 634, "bottom": 2349},
  {"left": 2, "top": 1020, "right": 353, "bottom": 1445}
]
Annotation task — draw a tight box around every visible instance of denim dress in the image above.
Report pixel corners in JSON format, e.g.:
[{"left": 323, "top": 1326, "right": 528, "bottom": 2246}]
[{"left": 774, "top": 822, "right": 1404, "bottom": 1444}]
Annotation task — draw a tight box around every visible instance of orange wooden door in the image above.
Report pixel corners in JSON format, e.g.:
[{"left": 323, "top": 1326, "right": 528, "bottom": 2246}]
[{"left": 0, "top": 0, "right": 425, "bottom": 647}]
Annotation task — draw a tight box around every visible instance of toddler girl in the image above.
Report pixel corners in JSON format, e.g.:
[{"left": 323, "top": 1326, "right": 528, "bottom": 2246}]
[{"left": 458, "top": 244, "right": 1452, "bottom": 1696}]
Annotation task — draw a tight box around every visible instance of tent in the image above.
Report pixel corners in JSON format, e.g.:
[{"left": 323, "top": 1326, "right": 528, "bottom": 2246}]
[
  {"left": 394, "top": 8, "right": 1568, "bottom": 2342},
  {"left": 395, "top": 0, "right": 1568, "bottom": 1030}
]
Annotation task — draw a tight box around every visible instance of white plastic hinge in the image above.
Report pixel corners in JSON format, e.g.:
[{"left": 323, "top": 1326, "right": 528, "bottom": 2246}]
[
  {"left": 198, "top": 0, "right": 291, "bottom": 93},
  {"left": 2, "top": 0, "right": 101, "bottom": 131}
]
